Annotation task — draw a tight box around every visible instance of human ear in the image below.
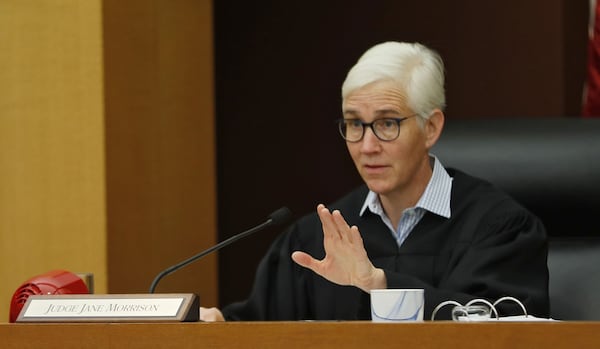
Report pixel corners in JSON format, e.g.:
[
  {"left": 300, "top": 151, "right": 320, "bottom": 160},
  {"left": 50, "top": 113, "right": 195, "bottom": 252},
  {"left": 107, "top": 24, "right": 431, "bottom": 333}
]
[{"left": 424, "top": 109, "right": 445, "bottom": 149}]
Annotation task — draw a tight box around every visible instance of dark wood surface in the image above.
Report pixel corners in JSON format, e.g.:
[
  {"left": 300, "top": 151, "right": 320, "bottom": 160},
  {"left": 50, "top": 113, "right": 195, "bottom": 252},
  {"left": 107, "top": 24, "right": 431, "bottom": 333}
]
[{"left": 1, "top": 321, "right": 598, "bottom": 349}]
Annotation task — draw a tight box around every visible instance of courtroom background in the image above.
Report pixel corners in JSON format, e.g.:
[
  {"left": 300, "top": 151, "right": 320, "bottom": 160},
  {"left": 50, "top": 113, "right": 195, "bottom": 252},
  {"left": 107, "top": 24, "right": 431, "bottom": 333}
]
[{"left": 0, "top": 0, "right": 588, "bottom": 318}]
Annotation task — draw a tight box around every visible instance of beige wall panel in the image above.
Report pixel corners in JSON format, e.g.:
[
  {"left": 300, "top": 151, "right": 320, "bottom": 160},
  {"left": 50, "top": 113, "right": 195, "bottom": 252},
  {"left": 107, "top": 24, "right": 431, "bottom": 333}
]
[{"left": 0, "top": 1, "right": 107, "bottom": 319}]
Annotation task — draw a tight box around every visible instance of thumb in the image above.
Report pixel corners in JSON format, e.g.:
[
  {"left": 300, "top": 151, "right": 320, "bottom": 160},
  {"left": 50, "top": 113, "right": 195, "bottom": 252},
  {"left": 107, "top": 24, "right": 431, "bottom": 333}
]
[{"left": 291, "top": 251, "right": 316, "bottom": 269}]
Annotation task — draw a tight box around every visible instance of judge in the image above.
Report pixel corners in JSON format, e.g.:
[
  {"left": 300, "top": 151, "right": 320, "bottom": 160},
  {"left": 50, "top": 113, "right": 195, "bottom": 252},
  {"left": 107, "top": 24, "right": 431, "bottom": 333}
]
[{"left": 201, "top": 41, "right": 550, "bottom": 321}]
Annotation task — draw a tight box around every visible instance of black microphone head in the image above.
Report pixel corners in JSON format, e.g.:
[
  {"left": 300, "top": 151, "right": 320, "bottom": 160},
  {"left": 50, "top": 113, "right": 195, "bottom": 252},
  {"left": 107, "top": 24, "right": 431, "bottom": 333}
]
[{"left": 268, "top": 207, "right": 292, "bottom": 226}]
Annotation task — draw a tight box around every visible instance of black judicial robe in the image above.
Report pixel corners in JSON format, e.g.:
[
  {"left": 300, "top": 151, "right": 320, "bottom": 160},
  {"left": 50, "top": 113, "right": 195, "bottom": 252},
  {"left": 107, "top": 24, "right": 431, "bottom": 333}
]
[{"left": 222, "top": 169, "right": 550, "bottom": 320}]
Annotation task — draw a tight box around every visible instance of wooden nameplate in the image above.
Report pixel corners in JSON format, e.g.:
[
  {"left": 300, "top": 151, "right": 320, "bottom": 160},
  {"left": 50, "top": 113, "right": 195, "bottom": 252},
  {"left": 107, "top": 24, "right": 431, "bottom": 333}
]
[{"left": 16, "top": 293, "right": 199, "bottom": 322}]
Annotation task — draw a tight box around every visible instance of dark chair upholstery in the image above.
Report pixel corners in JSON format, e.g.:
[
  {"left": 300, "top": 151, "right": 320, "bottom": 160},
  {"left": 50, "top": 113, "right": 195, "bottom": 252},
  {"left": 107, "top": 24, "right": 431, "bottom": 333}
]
[
  {"left": 432, "top": 117, "right": 600, "bottom": 320},
  {"left": 547, "top": 238, "right": 600, "bottom": 320}
]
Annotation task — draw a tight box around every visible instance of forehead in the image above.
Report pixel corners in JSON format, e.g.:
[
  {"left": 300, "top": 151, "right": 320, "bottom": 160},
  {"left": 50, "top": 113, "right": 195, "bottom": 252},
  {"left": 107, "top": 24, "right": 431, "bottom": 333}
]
[{"left": 342, "top": 80, "right": 411, "bottom": 115}]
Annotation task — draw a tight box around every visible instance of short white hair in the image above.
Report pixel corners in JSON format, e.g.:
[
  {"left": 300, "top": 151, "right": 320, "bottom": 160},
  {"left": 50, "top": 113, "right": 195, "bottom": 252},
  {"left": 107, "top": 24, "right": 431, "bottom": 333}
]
[{"left": 341, "top": 42, "right": 446, "bottom": 119}]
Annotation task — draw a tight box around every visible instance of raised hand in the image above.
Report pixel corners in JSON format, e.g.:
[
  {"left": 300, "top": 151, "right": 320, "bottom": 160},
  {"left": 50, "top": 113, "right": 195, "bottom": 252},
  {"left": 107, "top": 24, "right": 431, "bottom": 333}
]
[{"left": 291, "top": 204, "right": 386, "bottom": 293}]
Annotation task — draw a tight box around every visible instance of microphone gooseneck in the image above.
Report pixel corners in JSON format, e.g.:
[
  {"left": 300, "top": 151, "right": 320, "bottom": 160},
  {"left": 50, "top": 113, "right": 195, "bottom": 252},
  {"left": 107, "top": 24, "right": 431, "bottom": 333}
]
[{"left": 149, "top": 207, "right": 292, "bottom": 293}]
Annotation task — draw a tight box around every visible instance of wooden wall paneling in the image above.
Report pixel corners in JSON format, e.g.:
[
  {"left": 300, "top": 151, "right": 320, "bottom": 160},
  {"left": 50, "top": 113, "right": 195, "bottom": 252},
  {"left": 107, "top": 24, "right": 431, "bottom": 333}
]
[
  {"left": 102, "top": 0, "right": 218, "bottom": 306},
  {"left": 0, "top": 0, "right": 218, "bottom": 321},
  {"left": 0, "top": 0, "right": 107, "bottom": 318}
]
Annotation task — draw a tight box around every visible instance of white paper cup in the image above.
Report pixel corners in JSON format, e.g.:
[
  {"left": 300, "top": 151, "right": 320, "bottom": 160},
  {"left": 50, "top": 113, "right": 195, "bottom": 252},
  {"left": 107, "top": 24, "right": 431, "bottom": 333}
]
[{"left": 370, "top": 289, "right": 424, "bottom": 322}]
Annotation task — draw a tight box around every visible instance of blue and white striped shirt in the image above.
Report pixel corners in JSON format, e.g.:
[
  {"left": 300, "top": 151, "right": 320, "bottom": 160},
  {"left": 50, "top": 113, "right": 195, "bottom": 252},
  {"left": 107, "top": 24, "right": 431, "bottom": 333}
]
[{"left": 359, "top": 155, "right": 452, "bottom": 247}]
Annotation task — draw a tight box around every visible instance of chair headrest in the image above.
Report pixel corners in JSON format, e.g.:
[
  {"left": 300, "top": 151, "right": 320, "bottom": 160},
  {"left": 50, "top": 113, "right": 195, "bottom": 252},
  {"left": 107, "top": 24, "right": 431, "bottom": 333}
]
[{"left": 432, "top": 117, "right": 600, "bottom": 237}]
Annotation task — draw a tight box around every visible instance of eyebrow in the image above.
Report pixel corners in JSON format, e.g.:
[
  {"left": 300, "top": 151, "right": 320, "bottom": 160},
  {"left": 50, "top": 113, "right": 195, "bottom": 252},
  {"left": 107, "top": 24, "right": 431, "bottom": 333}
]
[{"left": 342, "top": 109, "right": 402, "bottom": 118}]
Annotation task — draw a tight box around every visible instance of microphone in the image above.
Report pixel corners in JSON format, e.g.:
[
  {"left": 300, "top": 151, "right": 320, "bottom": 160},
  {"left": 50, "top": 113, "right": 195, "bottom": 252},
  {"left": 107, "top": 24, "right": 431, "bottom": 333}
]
[{"left": 149, "top": 206, "right": 292, "bottom": 293}]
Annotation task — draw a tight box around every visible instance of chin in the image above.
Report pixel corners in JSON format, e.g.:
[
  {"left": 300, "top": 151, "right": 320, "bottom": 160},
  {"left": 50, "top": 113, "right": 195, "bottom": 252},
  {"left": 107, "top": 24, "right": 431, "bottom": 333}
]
[{"left": 365, "top": 181, "right": 394, "bottom": 195}]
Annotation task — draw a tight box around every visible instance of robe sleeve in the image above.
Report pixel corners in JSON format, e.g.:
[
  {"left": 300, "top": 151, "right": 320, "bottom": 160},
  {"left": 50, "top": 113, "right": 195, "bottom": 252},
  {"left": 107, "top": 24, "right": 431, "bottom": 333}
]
[
  {"left": 383, "top": 207, "right": 549, "bottom": 320},
  {"left": 221, "top": 223, "right": 310, "bottom": 321}
]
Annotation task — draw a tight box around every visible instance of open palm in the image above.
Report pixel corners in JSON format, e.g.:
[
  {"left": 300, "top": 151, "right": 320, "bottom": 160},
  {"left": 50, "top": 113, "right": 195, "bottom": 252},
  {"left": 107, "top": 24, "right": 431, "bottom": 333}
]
[{"left": 291, "top": 204, "right": 385, "bottom": 292}]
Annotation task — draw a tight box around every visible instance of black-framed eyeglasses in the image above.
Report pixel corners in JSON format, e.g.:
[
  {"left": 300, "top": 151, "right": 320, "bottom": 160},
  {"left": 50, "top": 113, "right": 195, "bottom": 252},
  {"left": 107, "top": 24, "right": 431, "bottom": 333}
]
[{"left": 337, "top": 115, "right": 417, "bottom": 142}]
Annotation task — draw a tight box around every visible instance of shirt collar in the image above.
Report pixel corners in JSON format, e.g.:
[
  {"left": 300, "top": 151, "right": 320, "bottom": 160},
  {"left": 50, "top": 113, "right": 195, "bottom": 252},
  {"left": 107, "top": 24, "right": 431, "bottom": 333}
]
[{"left": 359, "top": 155, "right": 452, "bottom": 218}]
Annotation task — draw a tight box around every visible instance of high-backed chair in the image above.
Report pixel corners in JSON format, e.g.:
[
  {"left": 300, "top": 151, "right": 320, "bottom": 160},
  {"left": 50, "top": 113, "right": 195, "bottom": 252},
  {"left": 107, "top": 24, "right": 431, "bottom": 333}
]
[
  {"left": 547, "top": 237, "right": 600, "bottom": 320},
  {"left": 432, "top": 117, "right": 600, "bottom": 320}
]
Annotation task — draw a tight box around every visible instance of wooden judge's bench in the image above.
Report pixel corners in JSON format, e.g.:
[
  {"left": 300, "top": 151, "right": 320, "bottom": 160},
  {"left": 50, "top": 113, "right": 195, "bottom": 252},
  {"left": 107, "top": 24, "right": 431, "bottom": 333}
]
[{"left": 1, "top": 321, "right": 599, "bottom": 348}]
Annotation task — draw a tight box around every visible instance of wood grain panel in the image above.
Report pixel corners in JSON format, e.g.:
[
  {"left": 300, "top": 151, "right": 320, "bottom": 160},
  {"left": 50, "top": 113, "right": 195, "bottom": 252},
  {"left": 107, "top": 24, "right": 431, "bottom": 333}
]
[
  {"left": 0, "top": 0, "right": 107, "bottom": 319},
  {"left": 102, "top": 0, "right": 218, "bottom": 305},
  {"left": 1, "top": 321, "right": 599, "bottom": 349}
]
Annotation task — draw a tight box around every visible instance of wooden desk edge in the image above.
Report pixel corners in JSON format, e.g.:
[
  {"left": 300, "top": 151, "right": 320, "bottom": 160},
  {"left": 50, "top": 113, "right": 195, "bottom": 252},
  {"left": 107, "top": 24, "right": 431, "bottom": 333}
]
[{"left": 1, "top": 321, "right": 598, "bottom": 349}]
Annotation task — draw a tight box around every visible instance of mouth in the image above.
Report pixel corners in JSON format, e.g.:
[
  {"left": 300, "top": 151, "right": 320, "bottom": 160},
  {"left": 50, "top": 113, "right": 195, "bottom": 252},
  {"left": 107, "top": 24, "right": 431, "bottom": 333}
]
[{"left": 363, "top": 164, "right": 388, "bottom": 174}]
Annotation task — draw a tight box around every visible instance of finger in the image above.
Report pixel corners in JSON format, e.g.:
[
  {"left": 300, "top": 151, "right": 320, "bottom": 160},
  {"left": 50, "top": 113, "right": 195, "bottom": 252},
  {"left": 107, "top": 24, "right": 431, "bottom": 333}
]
[
  {"left": 331, "top": 210, "right": 352, "bottom": 242},
  {"left": 317, "top": 204, "right": 341, "bottom": 240},
  {"left": 348, "top": 225, "right": 364, "bottom": 248}
]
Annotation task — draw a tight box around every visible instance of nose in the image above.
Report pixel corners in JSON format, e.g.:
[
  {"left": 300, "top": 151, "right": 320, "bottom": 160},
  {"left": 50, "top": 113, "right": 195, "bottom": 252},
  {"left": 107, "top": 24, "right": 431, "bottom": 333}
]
[{"left": 359, "top": 126, "right": 381, "bottom": 152}]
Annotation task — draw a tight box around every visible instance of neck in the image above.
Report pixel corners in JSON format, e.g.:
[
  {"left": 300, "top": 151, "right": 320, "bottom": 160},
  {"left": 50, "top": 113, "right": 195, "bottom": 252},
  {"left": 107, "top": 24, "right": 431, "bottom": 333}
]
[{"left": 379, "top": 156, "right": 433, "bottom": 227}]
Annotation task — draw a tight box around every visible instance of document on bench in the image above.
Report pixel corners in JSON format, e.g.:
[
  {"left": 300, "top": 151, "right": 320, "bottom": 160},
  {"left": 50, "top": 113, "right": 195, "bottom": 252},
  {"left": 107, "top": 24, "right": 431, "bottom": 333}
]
[{"left": 456, "top": 315, "right": 558, "bottom": 322}]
